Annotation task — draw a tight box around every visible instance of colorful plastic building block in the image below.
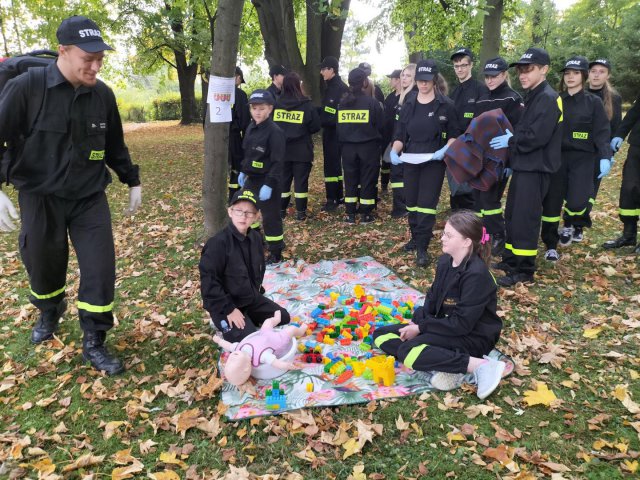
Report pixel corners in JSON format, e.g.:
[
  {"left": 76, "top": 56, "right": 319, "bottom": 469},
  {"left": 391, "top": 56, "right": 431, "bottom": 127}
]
[
  {"left": 265, "top": 381, "right": 286, "bottom": 410},
  {"left": 365, "top": 356, "right": 396, "bottom": 386}
]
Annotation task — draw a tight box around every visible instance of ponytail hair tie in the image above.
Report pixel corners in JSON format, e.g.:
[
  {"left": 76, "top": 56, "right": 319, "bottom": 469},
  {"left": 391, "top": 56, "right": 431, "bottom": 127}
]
[{"left": 480, "top": 227, "right": 490, "bottom": 245}]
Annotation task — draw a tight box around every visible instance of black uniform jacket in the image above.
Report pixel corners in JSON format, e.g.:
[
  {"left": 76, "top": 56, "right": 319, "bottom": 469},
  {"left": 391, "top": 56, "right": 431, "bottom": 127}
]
[
  {"left": 474, "top": 81, "right": 525, "bottom": 129},
  {"left": 273, "top": 95, "right": 321, "bottom": 144},
  {"left": 383, "top": 91, "right": 400, "bottom": 145},
  {"left": 560, "top": 90, "right": 611, "bottom": 158},
  {"left": 199, "top": 222, "right": 266, "bottom": 319},
  {"left": 507, "top": 80, "right": 563, "bottom": 173},
  {"left": 319, "top": 75, "right": 349, "bottom": 128},
  {"left": 0, "top": 62, "right": 140, "bottom": 197},
  {"left": 394, "top": 91, "right": 462, "bottom": 153},
  {"left": 266, "top": 83, "right": 281, "bottom": 100},
  {"left": 615, "top": 95, "right": 640, "bottom": 147},
  {"left": 231, "top": 87, "right": 250, "bottom": 136},
  {"left": 450, "top": 77, "right": 489, "bottom": 130},
  {"left": 588, "top": 87, "right": 622, "bottom": 141},
  {"left": 336, "top": 92, "right": 385, "bottom": 144},
  {"left": 241, "top": 118, "right": 286, "bottom": 189},
  {"left": 413, "top": 254, "right": 502, "bottom": 347}
]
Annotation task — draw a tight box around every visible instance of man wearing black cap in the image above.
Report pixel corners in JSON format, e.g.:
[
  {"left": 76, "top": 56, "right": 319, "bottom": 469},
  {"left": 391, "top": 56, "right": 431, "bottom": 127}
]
[
  {"left": 383, "top": 69, "right": 405, "bottom": 215},
  {"left": 228, "top": 66, "right": 250, "bottom": 201},
  {"left": 489, "top": 47, "right": 563, "bottom": 286},
  {"left": 267, "top": 65, "right": 287, "bottom": 100},
  {"left": 319, "top": 56, "right": 348, "bottom": 212},
  {"left": 448, "top": 47, "right": 488, "bottom": 211},
  {"left": 0, "top": 15, "right": 141, "bottom": 375}
]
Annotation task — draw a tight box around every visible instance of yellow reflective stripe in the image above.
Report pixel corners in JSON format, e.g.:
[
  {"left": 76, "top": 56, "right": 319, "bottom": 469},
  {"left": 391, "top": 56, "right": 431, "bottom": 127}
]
[
  {"left": 557, "top": 96, "right": 563, "bottom": 123},
  {"left": 229, "top": 183, "right": 239, "bottom": 189},
  {"left": 481, "top": 208, "right": 503, "bottom": 216},
  {"left": 77, "top": 301, "right": 113, "bottom": 313},
  {"left": 381, "top": 167, "right": 391, "bottom": 173},
  {"left": 588, "top": 198, "right": 595, "bottom": 205},
  {"left": 325, "top": 177, "right": 339, "bottom": 182},
  {"left": 281, "top": 192, "right": 292, "bottom": 198},
  {"left": 374, "top": 332, "right": 400, "bottom": 348},
  {"left": 464, "top": 112, "right": 474, "bottom": 118},
  {"left": 250, "top": 221, "right": 261, "bottom": 229},
  {"left": 294, "top": 192, "right": 308, "bottom": 198},
  {"left": 344, "top": 197, "right": 358, "bottom": 203},
  {"left": 541, "top": 215, "right": 560, "bottom": 222},
  {"left": 338, "top": 110, "right": 370, "bottom": 123},
  {"left": 489, "top": 271, "right": 497, "bottom": 286},
  {"left": 619, "top": 208, "right": 640, "bottom": 216},
  {"left": 31, "top": 285, "right": 65, "bottom": 300},
  {"left": 273, "top": 109, "right": 304, "bottom": 124},
  {"left": 324, "top": 106, "right": 336, "bottom": 114},
  {"left": 475, "top": 211, "right": 483, "bottom": 217},
  {"left": 563, "top": 206, "right": 586, "bottom": 216},
  {"left": 505, "top": 243, "right": 537, "bottom": 256},
  {"left": 403, "top": 344, "right": 428, "bottom": 369},
  {"left": 390, "top": 182, "right": 404, "bottom": 188},
  {"left": 265, "top": 234, "right": 284, "bottom": 242},
  {"left": 572, "top": 131, "right": 588, "bottom": 140},
  {"left": 360, "top": 198, "right": 375, "bottom": 205},
  {"left": 338, "top": 176, "right": 343, "bottom": 181},
  {"left": 406, "top": 206, "right": 437, "bottom": 215}
]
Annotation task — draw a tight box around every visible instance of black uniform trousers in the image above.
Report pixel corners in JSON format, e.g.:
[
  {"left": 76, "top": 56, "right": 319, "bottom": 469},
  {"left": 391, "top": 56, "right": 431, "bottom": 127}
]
[
  {"left": 321, "top": 127, "right": 344, "bottom": 202},
  {"left": 281, "top": 139, "right": 312, "bottom": 213},
  {"left": 18, "top": 191, "right": 115, "bottom": 332},
  {"left": 380, "top": 154, "right": 390, "bottom": 190},
  {"left": 503, "top": 171, "right": 550, "bottom": 275},
  {"left": 616, "top": 145, "right": 640, "bottom": 226},
  {"left": 578, "top": 157, "right": 603, "bottom": 228},
  {"left": 541, "top": 151, "right": 594, "bottom": 248},
  {"left": 390, "top": 163, "right": 406, "bottom": 214},
  {"left": 228, "top": 129, "right": 244, "bottom": 203},
  {"left": 342, "top": 141, "right": 380, "bottom": 215},
  {"left": 472, "top": 177, "right": 509, "bottom": 235},
  {"left": 373, "top": 324, "right": 491, "bottom": 374},
  {"left": 244, "top": 176, "right": 284, "bottom": 253},
  {"left": 404, "top": 161, "right": 446, "bottom": 248},
  {"left": 212, "top": 295, "right": 291, "bottom": 343}
]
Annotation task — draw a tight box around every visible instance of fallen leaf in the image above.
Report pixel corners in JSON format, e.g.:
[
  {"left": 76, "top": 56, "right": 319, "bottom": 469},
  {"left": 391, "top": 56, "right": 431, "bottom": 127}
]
[
  {"left": 523, "top": 382, "right": 558, "bottom": 407},
  {"left": 61, "top": 454, "right": 105, "bottom": 473}
]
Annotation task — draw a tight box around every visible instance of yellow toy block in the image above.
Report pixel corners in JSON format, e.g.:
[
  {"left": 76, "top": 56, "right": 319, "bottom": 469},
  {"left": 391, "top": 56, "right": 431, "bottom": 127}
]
[
  {"left": 323, "top": 357, "right": 331, "bottom": 365},
  {"left": 354, "top": 285, "right": 365, "bottom": 298},
  {"left": 365, "top": 356, "right": 396, "bottom": 386},
  {"left": 330, "top": 292, "right": 339, "bottom": 302},
  {"left": 323, "top": 336, "right": 335, "bottom": 345},
  {"left": 351, "top": 361, "right": 366, "bottom": 377},
  {"left": 306, "top": 383, "right": 314, "bottom": 392}
]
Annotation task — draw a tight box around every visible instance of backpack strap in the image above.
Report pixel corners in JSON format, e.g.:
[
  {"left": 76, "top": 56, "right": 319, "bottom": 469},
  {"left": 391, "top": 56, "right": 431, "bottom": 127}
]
[{"left": 26, "top": 66, "right": 47, "bottom": 135}]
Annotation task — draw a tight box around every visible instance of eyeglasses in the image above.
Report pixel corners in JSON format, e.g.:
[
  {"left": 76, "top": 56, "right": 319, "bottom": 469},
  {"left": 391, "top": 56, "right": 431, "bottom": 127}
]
[
  {"left": 441, "top": 231, "right": 462, "bottom": 240},
  {"left": 453, "top": 64, "right": 471, "bottom": 70},
  {"left": 231, "top": 208, "right": 257, "bottom": 219}
]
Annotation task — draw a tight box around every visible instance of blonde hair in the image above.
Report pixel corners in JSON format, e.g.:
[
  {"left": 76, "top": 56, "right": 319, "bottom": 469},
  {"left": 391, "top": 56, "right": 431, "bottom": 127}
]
[{"left": 399, "top": 63, "right": 416, "bottom": 106}]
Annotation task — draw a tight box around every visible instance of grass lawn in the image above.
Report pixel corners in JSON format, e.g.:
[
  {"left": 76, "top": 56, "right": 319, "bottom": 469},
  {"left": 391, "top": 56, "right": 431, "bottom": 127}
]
[{"left": 1, "top": 121, "right": 639, "bottom": 479}]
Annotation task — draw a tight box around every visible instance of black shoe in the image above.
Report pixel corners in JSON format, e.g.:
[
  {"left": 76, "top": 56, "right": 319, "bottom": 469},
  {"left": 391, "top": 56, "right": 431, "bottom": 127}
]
[
  {"left": 497, "top": 272, "right": 534, "bottom": 287},
  {"left": 491, "top": 261, "right": 514, "bottom": 273},
  {"left": 360, "top": 213, "right": 375, "bottom": 224},
  {"left": 404, "top": 239, "right": 416, "bottom": 251},
  {"left": 321, "top": 200, "right": 339, "bottom": 213},
  {"left": 31, "top": 300, "right": 67, "bottom": 344},
  {"left": 344, "top": 214, "right": 356, "bottom": 224},
  {"left": 280, "top": 209, "right": 287, "bottom": 219},
  {"left": 603, "top": 223, "right": 637, "bottom": 249},
  {"left": 491, "top": 234, "right": 506, "bottom": 257},
  {"left": 416, "top": 249, "right": 429, "bottom": 267},
  {"left": 391, "top": 209, "right": 408, "bottom": 219},
  {"left": 82, "top": 330, "right": 125, "bottom": 375},
  {"left": 266, "top": 251, "right": 283, "bottom": 264},
  {"left": 296, "top": 211, "right": 307, "bottom": 221}
]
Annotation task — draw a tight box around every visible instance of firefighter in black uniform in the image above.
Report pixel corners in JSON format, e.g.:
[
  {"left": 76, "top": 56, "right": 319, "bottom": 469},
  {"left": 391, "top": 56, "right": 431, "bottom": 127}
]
[
  {"left": 390, "top": 59, "right": 462, "bottom": 267},
  {"left": 238, "top": 89, "right": 286, "bottom": 264},
  {"left": 199, "top": 190, "right": 291, "bottom": 343},
  {"left": 319, "top": 56, "right": 349, "bottom": 212},
  {"left": 604, "top": 94, "right": 640, "bottom": 253},
  {"left": 273, "top": 72, "right": 321, "bottom": 221},
  {"left": 228, "top": 66, "right": 250, "bottom": 202},
  {"left": 383, "top": 69, "right": 404, "bottom": 215},
  {"left": 490, "top": 47, "right": 563, "bottom": 287},
  {"left": 540, "top": 56, "right": 611, "bottom": 261},
  {"left": 449, "top": 48, "right": 489, "bottom": 210},
  {"left": 0, "top": 16, "right": 141, "bottom": 375},
  {"left": 473, "top": 57, "right": 524, "bottom": 256},
  {"left": 337, "top": 68, "right": 385, "bottom": 224},
  {"left": 266, "top": 64, "right": 287, "bottom": 100}
]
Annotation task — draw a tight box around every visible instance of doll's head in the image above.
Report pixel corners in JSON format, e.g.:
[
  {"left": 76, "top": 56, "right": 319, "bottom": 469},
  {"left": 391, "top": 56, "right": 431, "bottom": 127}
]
[{"left": 223, "top": 350, "right": 252, "bottom": 386}]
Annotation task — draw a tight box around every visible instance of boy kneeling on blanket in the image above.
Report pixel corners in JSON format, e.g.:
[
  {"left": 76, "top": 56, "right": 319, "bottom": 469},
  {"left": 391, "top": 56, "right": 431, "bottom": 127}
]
[{"left": 199, "top": 190, "right": 291, "bottom": 342}]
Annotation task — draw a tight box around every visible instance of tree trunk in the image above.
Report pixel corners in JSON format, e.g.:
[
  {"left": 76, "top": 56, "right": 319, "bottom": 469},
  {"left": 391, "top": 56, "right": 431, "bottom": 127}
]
[
  {"left": 303, "top": 0, "right": 323, "bottom": 104},
  {"left": 202, "top": 0, "right": 245, "bottom": 240},
  {"left": 478, "top": 0, "right": 504, "bottom": 73},
  {"left": 174, "top": 52, "right": 199, "bottom": 124},
  {"left": 409, "top": 51, "right": 424, "bottom": 63},
  {"left": 321, "top": 0, "right": 351, "bottom": 60}
]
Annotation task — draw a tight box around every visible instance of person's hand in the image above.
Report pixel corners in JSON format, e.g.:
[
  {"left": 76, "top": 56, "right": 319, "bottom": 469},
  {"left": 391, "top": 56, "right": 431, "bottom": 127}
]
[
  {"left": 431, "top": 145, "right": 448, "bottom": 161},
  {"left": 259, "top": 184, "right": 272, "bottom": 201},
  {"left": 390, "top": 150, "right": 402, "bottom": 166},
  {"left": 0, "top": 190, "right": 18, "bottom": 232},
  {"left": 126, "top": 185, "right": 142, "bottom": 215},
  {"left": 399, "top": 323, "right": 420, "bottom": 342},
  {"left": 597, "top": 158, "right": 611, "bottom": 179},
  {"left": 489, "top": 129, "right": 513, "bottom": 150},
  {"left": 227, "top": 308, "right": 245, "bottom": 329},
  {"left": 238, "top": 172, "right": 247, "bottom": 187},
  {"left": 503, "top": 167, "right": 513, "bottom": 178},
  {"left": 610, "top": 155, "right": 615, "bottom": 166},
  {"left": 610, "top": 137, "right": 623, "bottom": 152}
]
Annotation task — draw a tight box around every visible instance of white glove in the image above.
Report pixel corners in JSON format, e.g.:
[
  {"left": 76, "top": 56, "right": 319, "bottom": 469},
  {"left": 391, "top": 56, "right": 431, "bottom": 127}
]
[
  {"left": 127, "top": 185, "right": 142, "bottom": 215},
  {"left": 0, "top": 190, "right": 18, "bottom": 232}
]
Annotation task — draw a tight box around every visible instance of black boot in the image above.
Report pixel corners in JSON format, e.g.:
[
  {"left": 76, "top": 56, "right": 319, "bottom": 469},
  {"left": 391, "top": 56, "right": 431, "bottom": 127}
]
[
  {"left": 403, "top": 238, "right": 416, "bottom": 252},
  {"left": 416, "top": 239, "right": 430, "bottom": 267},
  {"left": 491, "top": 233, "right": 506, "bottom": 257},
  {"left": 603, "top": 223, "right": 637, "bottom": 249},
  {"left": 82, "top": 330, "right": 125, "bottom": 375},
  {"left": 296, "top": 210, "right": 307, "bottom": 221},
  {"left": 266, "top": 250, "right": 283, "bottom": 264},
  {"left": 31, "top": 300, "right": 67, "bottom": 344}
]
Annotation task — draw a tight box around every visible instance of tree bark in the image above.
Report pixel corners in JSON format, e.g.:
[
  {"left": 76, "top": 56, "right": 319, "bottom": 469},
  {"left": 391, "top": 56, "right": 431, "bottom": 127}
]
[
  {"left": 478, "top": 0, "right": 503, "bottom": 72},
  {"left": 202, "top": 0, "right": 245, "bottom": 239},
  {"left": 174, "top": 52, "right": 199, "bottom": 124},
  {"left": 321, "top": 0, "right": 350, "bottom": 60}
]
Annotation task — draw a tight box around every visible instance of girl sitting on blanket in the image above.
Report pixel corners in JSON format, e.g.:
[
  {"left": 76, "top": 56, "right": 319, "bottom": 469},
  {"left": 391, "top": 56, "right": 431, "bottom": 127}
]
[{"left": 373, "top": 210, "right": 510, "bottom": 400}]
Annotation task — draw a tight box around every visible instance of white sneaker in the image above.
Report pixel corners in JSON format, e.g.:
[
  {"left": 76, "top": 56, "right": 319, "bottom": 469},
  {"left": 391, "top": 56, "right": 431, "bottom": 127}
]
[
  {"left": 544, "top": 249, "right": 559, "bottom": 262},
  {"left": 474, "top": 357, "right": 506, "bottom": 400},
  {"left": 558, "top": 226, "right": 574, "bottom": 247},
  {"left": 430, "top": 372, "right": 465, "bottom": 391},
  {"left": 572, "top": 227, "right": 584, "bottom": 242}
]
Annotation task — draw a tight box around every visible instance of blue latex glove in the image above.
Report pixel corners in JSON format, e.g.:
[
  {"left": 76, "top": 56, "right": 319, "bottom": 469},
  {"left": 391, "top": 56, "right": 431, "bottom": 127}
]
[
  {"left": 431, "top": 145, "right": 448, "bottom": 161},
  {"left": 610, "top": 137, "right": 623, "bottom": 152},
  {"left": 610, "top": 155, "right": 615, "bottom": 166},
  {"left": 259, "top": 184, "right": 272, "bottom": 201},
  {"left": 238, "top": 172, "right": 247, "bottom": 187},
  {"left": 489, "top": 129, "right": 513, "bottom": 150},
  {"left": 597, "top": 159, "right": 611, "bottom": 179},
  {"left": 390, "top": 150, "right": 402, "bottom": 166},
  {"left": 503, "top": 167, "right": 513, "bottom": 178}
]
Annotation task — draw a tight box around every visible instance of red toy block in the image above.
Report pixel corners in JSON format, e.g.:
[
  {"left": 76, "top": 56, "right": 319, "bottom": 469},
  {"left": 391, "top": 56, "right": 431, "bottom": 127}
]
[
  {"left": 335, "top": 370, "right": 354, "bottom": 384},
  {"left": 339, "top": 338, "right": 352, "bottom": 346}
]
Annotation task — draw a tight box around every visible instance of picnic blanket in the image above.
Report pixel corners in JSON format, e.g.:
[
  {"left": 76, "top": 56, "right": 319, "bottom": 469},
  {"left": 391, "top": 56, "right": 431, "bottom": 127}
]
[{"left": 219, "top": 256, "right": 512, "bottom": 420}]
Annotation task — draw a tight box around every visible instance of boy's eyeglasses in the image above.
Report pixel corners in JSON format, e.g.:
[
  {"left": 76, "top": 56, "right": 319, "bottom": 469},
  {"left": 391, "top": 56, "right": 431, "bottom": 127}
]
[{"left": 231, "top": 208, "right": 257, "bottom": 219}]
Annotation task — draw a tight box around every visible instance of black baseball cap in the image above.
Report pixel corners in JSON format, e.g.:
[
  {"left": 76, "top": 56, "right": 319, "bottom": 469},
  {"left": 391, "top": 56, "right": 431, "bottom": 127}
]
[
  {"left": 509, "top": 47, "right": 550, "bottom": 67},
  {"left": 483, "top": 57, "right": 508, "bottom": 76},
  {"left": 348, "top": 68, "right": 367, "bottom": 86},
  {"left": 588, "top": 58, "right": 612, "bottom": 71},
  {"left": 269, "top": 65, "right": 287, "bottom": 77},
  {"left": 451, "top": 47, "right": 474, "bottom": 61},
  {"left": 319, "top": 56, "right": 339, "bottom": 71},
  {"left": 415, "top": 59, "right": 438, "bottom": 81},
  {"left": 358, "top": 62, "right": 372, "bottom": 76},
  {"left": 235, "top": 66, "right": 245, "bottom": 83},
  {"left": 229, "top": 189, "right": 257, "bottom": 207},
  {"left": 561, "top": 55, "right": 589, "bottom": 72},
  {"left": 248, "top": 89, "right": 275, "bottom": 105},
  {"left": 56, "top": 16, "right": 113, "bottom": 53},
  {"left": 386, "top": 69, "right": 402, "bottom": 79}
]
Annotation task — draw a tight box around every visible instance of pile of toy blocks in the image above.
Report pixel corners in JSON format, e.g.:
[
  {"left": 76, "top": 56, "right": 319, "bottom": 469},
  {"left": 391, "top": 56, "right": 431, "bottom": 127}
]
[{"left": 265, "top": 381, "right": 286, "bottom": 410}]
